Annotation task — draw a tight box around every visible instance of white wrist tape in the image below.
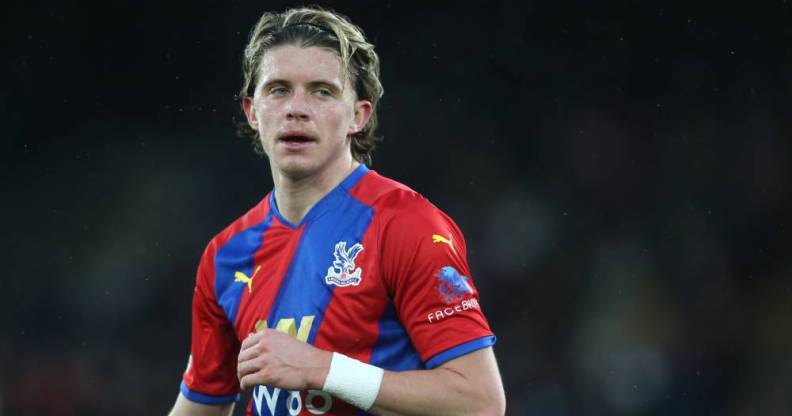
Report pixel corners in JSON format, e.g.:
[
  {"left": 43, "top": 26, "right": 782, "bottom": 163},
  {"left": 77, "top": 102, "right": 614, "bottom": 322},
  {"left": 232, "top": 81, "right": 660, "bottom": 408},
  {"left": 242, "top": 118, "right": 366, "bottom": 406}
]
[{"left": 322, "top": 352, "right": 384, "bottom": 411}]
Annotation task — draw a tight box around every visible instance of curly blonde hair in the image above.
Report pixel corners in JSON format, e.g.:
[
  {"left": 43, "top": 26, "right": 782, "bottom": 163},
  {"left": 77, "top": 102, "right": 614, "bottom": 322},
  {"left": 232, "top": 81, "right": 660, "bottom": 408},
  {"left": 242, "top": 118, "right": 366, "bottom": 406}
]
[{"left": 238, "top": 6, "right": 384, "bottom": 165}]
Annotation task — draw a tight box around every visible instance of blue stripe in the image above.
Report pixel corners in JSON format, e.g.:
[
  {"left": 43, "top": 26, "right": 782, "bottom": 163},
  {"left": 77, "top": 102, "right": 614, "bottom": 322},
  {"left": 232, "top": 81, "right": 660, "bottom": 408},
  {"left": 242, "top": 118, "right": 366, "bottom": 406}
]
[
  {"left": 338, "top": 163, "right": 369, "bottom": 192},
  {"left": 267, "top": 191, "right": 374, "bottom": 345},
  {"left": 255, "top": 165, "right": 373, "bottom": 412},
  {"left": 369, "top": 304, "right": 423, "bottom": 371},
  {"left": 425, "top": 335, "right": 497, "bottom": 369},
  {"left": 180, "top": 380, "right": 239, "bottom": 404},
  {"left": 269, "top": 164, "right": 369, "bottom": 229},
  {"left": 215, "top": 210, "right": 274, "bottom": 328}
]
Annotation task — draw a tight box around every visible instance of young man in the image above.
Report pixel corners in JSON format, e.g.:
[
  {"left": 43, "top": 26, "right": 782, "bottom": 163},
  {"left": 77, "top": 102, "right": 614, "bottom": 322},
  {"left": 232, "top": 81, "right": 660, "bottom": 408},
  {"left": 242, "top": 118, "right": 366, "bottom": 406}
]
[{"left": 169, "top": 7, "right": 505, "bottom": 416}]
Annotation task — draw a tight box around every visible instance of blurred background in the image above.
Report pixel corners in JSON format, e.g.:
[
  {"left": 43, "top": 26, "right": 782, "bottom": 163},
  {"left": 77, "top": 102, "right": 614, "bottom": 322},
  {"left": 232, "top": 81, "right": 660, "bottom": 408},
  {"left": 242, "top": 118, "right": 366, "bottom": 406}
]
[{"left": 3, "top": 1, "right": 792, "bottom": 414}]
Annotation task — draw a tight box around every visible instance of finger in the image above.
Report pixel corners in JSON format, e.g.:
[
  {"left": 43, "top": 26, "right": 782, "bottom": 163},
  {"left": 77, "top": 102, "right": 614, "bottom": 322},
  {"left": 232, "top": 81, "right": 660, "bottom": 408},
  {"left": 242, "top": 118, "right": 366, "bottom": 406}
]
[
  {"left": 237, "top": 359, "right": 263, "bottom": 380},
  {"left": 238, "top": 343, "right": 261, "bottom": 363},
  {"left": 237, "top": 371, "right": 251, "bottom": 389},
  {"left": 240, "top": 373, "right": 263, "bottom": 391},
  {"left": 240, "top": 331, "right": 261, "bottom": 350},
  {"left": 239, "top": 374, "right": 250, "bottom": 390}
]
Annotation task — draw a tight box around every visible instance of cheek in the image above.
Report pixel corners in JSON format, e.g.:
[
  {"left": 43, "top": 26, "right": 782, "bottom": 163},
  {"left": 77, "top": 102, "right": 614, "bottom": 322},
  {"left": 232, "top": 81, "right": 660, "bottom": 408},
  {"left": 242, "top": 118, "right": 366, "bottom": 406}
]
[
  {"left": 254, "top": 103, "right": 278, "bottom": 131},
  {"left": 255, "top": 101, "right": 272, "bottom": 120},
  {"left": 322, "top": 105, "right": 354, "bottom": 130}
]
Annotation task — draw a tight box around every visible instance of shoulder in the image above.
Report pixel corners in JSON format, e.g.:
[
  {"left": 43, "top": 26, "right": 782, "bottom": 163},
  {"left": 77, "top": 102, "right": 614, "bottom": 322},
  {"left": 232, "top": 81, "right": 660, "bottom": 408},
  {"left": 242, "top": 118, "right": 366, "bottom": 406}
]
[
  {"left": 349, "top": 170, "right": 447, "bottom": 224},
  {"left": 349, "top": 171, "right": 461, "bottom": 245},
  {"left": 194, "top": 196, "right": 269, "bottom": 289},
  {"left": 204, "top": 195, "right": 270, "bottom": 256}
]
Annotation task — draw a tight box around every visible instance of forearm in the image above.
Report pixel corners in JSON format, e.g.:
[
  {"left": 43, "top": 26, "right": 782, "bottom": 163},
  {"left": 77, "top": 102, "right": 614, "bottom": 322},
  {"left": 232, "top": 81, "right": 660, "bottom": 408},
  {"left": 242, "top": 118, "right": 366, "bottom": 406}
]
[
  {"left": 370, "top": 368, "right": 500, "bottom": 416},
  {"left": 238, "top": 331, "right": 505, "bottom": 416},
  {"left": 350, "top": 348, "right": 504, "bottom": 416}
]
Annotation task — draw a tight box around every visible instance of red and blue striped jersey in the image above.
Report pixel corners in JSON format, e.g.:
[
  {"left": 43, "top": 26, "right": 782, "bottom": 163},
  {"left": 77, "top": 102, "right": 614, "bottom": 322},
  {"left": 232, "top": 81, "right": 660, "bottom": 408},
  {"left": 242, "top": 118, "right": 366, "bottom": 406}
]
[{"left": 180, "top": 165, "right": 495, "bottom": 415}]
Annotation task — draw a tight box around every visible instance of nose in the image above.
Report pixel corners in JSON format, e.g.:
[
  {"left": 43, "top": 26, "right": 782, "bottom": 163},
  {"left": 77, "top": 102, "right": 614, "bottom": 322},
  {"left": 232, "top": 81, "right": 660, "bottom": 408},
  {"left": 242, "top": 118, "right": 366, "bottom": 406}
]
[{"left": 286, "top": 89, "right": 310, "bottom": 122}]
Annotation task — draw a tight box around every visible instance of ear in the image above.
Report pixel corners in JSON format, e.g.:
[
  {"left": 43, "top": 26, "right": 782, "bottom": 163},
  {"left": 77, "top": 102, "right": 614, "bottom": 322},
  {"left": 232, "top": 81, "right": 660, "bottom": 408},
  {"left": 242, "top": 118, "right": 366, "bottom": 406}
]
[
  {"left": 242, "top": 97, "right": 259, "bottom": 130},
  {"left": 348, "top": 100, "right": 373, "bottom": 135}
]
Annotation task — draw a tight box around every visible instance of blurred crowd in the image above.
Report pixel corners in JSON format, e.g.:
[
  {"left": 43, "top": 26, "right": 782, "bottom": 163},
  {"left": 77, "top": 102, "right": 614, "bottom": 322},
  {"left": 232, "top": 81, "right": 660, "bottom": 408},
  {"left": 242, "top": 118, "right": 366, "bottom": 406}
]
[{"left": 4, "top": 1, "right": 791, "bottom": 415}]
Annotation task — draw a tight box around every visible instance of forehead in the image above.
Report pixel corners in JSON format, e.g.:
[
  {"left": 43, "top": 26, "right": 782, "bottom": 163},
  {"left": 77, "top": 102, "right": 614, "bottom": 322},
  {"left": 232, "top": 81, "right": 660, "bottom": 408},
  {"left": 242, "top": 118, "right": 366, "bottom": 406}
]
[{"left": 258, "top": 45, "right": 344, "bottom": 85}]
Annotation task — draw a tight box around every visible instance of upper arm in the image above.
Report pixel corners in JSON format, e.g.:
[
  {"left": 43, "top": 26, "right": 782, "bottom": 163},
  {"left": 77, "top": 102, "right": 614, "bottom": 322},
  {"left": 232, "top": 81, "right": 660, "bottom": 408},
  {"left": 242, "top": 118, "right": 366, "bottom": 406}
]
[
  {"left": 180, "top": 245, "right": 241, "bottom": 405},
  {"left": 379, "top": 194, "right": 495, "bottom": 366},
  {"left": 168, "top": 392, "right": 234, "bottom": 416}
]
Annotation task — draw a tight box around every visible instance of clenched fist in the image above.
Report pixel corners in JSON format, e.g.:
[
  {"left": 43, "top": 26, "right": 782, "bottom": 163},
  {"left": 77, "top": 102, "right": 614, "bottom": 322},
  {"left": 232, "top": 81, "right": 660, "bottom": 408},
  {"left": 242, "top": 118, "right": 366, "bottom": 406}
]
[{"left": 237, "top": 328, "right": 332, "bottom": 391}]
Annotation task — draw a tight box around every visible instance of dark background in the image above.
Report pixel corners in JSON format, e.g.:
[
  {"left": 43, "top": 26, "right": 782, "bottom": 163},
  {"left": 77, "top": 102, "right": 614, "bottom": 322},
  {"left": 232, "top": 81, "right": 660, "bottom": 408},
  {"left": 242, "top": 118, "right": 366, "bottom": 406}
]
[{"left": 3, "top": 1, "right": 792, "bottom": 415}]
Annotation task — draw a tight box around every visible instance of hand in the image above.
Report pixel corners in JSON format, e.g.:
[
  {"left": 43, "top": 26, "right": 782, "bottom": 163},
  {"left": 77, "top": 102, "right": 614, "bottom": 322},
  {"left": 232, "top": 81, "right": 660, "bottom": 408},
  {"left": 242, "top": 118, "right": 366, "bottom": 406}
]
[{"left": 237, "top": 328, "right": 332, "bottom": 391}]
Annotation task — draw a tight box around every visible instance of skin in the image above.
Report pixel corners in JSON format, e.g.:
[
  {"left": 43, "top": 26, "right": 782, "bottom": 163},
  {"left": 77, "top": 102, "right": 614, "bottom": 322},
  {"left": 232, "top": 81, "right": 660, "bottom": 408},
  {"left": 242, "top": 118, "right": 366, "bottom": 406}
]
[
  {"left": 169, "top": 44, "right": 506, "bottom": 416},
  {"left": 243, "top": 44, "right": 372, "bottom": 225}
]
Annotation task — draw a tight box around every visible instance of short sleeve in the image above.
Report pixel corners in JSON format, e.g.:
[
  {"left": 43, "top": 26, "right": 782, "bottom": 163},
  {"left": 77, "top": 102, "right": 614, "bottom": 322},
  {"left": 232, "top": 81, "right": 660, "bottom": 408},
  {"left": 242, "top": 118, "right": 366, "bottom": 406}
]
[
  {"left": 379, "top": 193, "right": 495, "bottom": 368},
  {"left": 180, "top": 244, "right": 241, "bottom": 404}
]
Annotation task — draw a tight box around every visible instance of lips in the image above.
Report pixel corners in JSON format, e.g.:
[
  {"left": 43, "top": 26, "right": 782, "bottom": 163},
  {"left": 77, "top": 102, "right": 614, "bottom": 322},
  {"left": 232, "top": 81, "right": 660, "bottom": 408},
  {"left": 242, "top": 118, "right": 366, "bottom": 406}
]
[
  {"left": 279, "top": 135, "right": 315, "bottom": 143},
  {"left": 278, "top": 130, "right": 317, "bottom": 142},
  {"left": 277, "top": 131, "right": 317, "bottom": 150}
]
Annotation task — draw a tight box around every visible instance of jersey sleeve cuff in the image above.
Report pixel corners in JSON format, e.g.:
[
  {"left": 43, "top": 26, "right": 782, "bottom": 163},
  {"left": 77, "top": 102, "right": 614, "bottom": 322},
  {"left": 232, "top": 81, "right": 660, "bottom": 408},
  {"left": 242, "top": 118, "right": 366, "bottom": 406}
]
[
  {"left": 425, "top": 335, "right": 496, "bottom": 369},
  {"left": 180, "top": 380, "right": 240, "bottom": 404}
]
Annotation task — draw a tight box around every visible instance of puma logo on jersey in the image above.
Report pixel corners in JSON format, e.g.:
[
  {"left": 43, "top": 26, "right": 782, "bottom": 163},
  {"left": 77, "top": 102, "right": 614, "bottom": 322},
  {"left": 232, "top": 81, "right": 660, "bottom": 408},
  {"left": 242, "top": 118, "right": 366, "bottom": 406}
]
[
  {"left": 432, "top": 233, "right": 456, "bottom": 253},
  {"left": 234, "top": 265, "right": 260, "bottom": 293}
]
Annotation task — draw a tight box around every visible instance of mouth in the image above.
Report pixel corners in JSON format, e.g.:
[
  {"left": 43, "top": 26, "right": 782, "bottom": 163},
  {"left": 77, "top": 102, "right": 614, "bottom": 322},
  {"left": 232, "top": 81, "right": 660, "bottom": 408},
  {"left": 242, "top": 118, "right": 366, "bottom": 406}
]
[
  {"left": 278, "top": 134, "right": 316, "bottom": 143},
  {"left": 278, "top": 130, "right": 316, "bottom": 143},
  {"left": 277, "top": 132, "right": 317, "bottom": 150}
]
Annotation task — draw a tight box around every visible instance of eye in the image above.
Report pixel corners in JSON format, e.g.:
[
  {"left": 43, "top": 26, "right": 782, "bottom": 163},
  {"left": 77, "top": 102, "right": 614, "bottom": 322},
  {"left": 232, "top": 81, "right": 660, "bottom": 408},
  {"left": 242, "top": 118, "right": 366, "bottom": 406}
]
[
  {"left": 314, "top": 88, "right": 333, "bottom": 97},
  {"left": 268, "top": 86, "right": 289, "bottom": 96}
]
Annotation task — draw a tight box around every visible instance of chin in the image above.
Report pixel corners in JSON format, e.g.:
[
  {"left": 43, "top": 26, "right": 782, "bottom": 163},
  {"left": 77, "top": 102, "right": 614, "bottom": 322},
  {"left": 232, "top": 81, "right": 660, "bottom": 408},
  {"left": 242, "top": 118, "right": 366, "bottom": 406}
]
[{"left": 275, "top": 158, "right": 320, "bottom": 180}]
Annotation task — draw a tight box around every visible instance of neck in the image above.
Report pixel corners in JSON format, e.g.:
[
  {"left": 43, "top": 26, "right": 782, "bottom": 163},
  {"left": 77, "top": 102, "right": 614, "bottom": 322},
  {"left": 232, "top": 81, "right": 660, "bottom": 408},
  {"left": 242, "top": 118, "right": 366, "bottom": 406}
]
[{"left": 271, "top": 158, "right": 360, "bottom": 225}]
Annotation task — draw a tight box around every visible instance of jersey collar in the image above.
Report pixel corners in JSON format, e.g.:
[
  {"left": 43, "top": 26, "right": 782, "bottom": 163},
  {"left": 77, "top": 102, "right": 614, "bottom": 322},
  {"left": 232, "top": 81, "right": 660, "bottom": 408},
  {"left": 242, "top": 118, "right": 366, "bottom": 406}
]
[{"left": 269, "top": 164, "right": 369, "bottom": 229}]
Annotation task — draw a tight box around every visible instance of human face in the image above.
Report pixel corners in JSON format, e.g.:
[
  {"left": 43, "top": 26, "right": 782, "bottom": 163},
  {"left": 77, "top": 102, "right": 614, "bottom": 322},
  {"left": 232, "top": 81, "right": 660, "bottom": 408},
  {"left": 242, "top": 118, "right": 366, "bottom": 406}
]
[{"left": 243, "top": 45, "right": 372, "bottom": 181}]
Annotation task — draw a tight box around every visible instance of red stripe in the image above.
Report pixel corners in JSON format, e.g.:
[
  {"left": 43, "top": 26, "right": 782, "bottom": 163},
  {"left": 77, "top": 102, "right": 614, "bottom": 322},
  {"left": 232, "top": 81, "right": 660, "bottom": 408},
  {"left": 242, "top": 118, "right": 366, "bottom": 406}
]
[
  {"left": 308, "top": 174, "right": 395, "bottom": 415},
  {"left": 210, "top": 197, "right": 270, "bottom": 253},
  {"left": 185, "top": 196, "right": 270, "bottom": 397},
  {"left": 347, "top": 169, "right": 412, "bottom": 206},
  {"left": 234, "top": 216, "right": 306, "bottom": 339}
]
